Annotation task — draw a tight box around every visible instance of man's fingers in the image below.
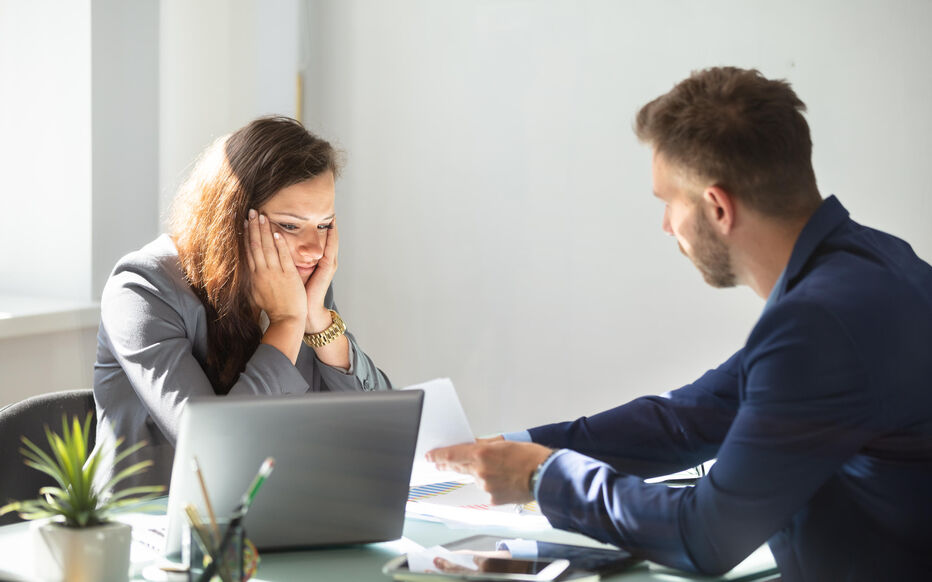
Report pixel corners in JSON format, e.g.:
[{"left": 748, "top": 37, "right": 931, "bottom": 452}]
[
  {"left": 433, "top": 557, "right": 469, "bottom": 574},
  {"left": 426, "top": 442, "right": 484, "bottom": 476},
  {"left": 426, "top": 442, "right": 476, "bottom": 464}
]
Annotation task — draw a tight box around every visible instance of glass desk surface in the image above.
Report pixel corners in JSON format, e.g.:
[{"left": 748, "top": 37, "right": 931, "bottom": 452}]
[{"left": 0, "top": 509, "right": 777, "bottom": 582}]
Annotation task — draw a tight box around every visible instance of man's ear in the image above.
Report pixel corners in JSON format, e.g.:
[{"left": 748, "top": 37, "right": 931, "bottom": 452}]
[{"left": 702, "top": 186, "right": 735, "bottom": 236}]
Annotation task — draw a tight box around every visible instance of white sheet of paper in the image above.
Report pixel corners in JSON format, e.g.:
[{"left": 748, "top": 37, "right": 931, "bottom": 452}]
[{"left": 402, "top": 377, "right": 475, "bottom": 459}]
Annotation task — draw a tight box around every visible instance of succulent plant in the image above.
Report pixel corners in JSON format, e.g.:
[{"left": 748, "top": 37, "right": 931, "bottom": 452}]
[{"left": 0, "top": 414, "right": 164, "bottom": 527}]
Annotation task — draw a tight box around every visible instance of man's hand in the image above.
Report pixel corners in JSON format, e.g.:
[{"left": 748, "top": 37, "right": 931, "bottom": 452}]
[{"left": 426, "top": 440, "right": 553, "bottom": 505}]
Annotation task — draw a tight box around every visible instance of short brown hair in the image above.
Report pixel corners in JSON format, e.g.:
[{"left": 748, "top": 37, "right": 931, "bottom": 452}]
[
  {"left": 635, "top": 67, "right": 820, "bottom": 218},
  {"left": 171, "top": 116, "right": 341, "bottom": 393}
]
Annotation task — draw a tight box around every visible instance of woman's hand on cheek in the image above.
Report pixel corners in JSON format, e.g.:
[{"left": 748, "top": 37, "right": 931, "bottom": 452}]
[
  {"left": 305, "top": 219, "right": 339, "bottom": 333},
  {"left": 245, "top": 209, "right": 308, "bottom": 326}
]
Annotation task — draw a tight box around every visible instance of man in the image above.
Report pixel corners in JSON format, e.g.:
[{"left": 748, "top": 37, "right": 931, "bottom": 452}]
[{"left": 428, "top": 67, "right": 932, "bottom": 580}]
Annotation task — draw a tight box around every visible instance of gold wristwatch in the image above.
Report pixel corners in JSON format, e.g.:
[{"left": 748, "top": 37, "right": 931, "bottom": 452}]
[{"left": 302, "top": 310, "right": 347, "bottom": 348}]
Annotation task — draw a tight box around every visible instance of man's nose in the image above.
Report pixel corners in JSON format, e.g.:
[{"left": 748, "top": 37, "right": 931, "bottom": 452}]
[{"left": 662, "top": 207, "right": 674, "bottom": 236}]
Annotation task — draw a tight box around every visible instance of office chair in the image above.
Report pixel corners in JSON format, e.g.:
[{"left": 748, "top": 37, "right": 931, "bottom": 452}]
[{"left": 0, "top": 390, "right": 96, "bottom": 526}]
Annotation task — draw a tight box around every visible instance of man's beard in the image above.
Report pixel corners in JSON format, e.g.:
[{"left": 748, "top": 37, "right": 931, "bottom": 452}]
[{"left": 679, "top": 211, "right": 736, "bottom": 288}]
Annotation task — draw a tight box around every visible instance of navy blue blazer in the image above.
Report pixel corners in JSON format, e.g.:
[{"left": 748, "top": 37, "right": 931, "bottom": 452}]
[{"left": 529, "top": 196, "right": 932, "bottom": 580}]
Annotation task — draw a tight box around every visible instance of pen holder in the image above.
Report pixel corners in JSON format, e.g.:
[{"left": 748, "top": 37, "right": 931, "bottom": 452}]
[{"left": 183, "top": 519, "right": 245, "bottom": 582}]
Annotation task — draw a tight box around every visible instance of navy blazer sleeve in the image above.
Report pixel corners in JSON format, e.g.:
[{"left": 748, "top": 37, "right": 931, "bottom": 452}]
[
  {"left": 528, "top": 350, "right": 742, "bottom": 478},
  {"left": 533, "top": 299, "right": 872, "bottom": 574}
]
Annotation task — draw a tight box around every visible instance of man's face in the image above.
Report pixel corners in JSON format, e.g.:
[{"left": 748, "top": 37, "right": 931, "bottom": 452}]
[{"left": 651, "top": 152, "right": 736, "bottom": 288}]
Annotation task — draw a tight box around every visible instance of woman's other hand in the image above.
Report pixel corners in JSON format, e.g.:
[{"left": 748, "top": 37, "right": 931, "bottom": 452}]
[
  {"left": 302, "top": 219, "right": 351, "bottom": 370},
  {"left": 304, "top": 218, "right": 339, "bottom": 334}
]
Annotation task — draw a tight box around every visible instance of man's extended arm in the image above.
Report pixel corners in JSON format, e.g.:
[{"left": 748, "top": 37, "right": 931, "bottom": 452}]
[
  {"left": 534, "top": 301, "right": 872, "bottom": 573},
  {"left": 430, "top": 301, "right": 873, "bottom": 574},
  {"left": 527, "top": 350, "right": 743, "bottom": 478}
]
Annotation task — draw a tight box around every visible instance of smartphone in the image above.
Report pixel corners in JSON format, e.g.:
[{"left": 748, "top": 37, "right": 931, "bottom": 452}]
[
  {"left": 443, "top": 535, "right": 642, "bottom": 576},
  {"left": 382, "top": 554, "right": 571, "bottom": 581}
]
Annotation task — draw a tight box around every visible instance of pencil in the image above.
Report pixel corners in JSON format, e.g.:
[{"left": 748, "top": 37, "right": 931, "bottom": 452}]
[
  {"left": 192, "top": 456, "right": 220, "bottom": 543},
  {"left": 183, "top": 504, "right": 212, "bottom": 557},
  {"left": 185, "top": 503, "right": 232, "bottom": 581}
]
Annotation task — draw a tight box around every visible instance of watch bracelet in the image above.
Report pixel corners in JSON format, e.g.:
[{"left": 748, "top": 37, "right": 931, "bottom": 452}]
[
  {"left": 302, "top": 310, "right": 346, "bottom": 348},
  {"left": 528, "top": 449, "right": 556, "bottom": 498}
]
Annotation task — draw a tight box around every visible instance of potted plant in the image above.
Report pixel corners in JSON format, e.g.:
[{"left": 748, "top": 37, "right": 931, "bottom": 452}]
[{"left": 0, "top": 414, "right": 164, "bottom": 582}]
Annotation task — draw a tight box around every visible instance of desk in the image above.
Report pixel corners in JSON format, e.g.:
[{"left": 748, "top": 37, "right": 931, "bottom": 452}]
[{"left": 0, "top": 513, "right": 777, "bottom": 582}]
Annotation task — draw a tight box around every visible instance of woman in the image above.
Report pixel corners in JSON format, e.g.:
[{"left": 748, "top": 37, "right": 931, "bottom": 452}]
[{"left": 93, "top": 116, "right": 391, "bottom": 487}]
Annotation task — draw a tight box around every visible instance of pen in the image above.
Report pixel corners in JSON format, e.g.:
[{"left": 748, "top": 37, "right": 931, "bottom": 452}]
[
  {"left": 240, "top": 457, "right": 275, "bottom": 516},
  {"left": 202, "top": 457, "right": 275, "bottom": 580}
]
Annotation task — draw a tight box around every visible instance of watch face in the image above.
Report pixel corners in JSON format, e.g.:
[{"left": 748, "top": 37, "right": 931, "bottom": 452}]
[
  {"left": 529, "top": 464, "right": 543, "bottom": 495},
  {"left": 530, "top": 452, "right": 556, "bottom": 496}
]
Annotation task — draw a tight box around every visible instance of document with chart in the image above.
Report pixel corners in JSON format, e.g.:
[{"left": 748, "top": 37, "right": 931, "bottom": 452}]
[{"left": 401, "top": 378, "right": 549, "bottom": 530}]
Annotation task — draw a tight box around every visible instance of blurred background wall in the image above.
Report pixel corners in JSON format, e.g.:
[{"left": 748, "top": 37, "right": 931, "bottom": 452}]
[
  {"left": 301, "top": 0, "right": 932, "bottom": 434},
  {"left": 2, "top": 1, "right": 930, "bottom": 436}
]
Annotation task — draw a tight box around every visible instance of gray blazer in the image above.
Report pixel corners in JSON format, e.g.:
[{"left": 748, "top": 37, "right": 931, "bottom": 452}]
[{"left": 93, "top": 234, "right": 391, "bottom": 487}]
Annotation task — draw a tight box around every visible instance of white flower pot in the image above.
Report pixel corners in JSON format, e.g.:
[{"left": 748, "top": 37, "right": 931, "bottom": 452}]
[{"left": 31, "top": 519, "right": 132, "bottom": 582}]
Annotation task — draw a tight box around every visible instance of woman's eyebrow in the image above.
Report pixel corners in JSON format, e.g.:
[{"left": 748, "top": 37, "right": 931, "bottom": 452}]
[
  {"left": 268, "top": 212, "right": 310, "bottom": 221},
  {"left": 268, "top": 212, "right": 336, "bottom": 222}
]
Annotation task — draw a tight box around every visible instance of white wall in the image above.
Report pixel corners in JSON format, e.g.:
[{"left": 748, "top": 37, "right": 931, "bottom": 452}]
[
  {"left": 91, "top": 0, "right": 161, "bottom": 298},
  {"left": 3, "top": 1, "right": 929, "bottom": 423},
  {"left": 0, "top": 0, "right": 92, "bottom": 301},
  {"left": 303, "top": 0, "right": 932, "bottom": 435},
  {"left": 1, "top": 0, "right": 300, "bottom": 406},
  {"left": 0, "top": 328, "right": 98, "bottom": 406},
  {"left": 159, "top": 0, "right": 300, "bottom": 224},
  {"left": 0, "top": 0, "right": 159, "bottom": 404},
  {"left": 1, "top": 1, "right": 160, "bottom": 302}
]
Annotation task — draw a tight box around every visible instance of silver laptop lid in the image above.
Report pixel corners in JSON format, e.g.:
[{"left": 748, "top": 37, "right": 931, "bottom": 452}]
[{"left": 165, "top": 390, "right": 423, "bottom": 556}]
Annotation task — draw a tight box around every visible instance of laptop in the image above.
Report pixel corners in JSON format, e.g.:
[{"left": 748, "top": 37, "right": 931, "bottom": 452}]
[{"left": 164, "top": 389, "right": 423, "bottom": 557}]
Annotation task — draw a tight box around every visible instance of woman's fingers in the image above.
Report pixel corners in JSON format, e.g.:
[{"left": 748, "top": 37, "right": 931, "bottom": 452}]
[
  {"left": 310, "top": 220, "right": 339, "bottom": 285},
  {"left": 247, "top": 209, "right": 266, "bottom": 270},
  {"left": 244, "top": 220, "right": 256, "bottom": 272},
  {"left": 323, "top": 219, "right": 339, "bottom": 267},
  {"left": 258, "top": 213, "right": 282, "bottom": 270},
  {"left": 274, "top": 231, "right": 296, "bottom": 273},
  {"left": 304, "top": 220, "right": 340, "bottom": 310}
]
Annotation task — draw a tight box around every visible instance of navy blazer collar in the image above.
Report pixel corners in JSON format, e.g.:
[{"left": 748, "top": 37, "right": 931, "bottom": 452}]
[{"left": 769, "top": 195, "right": 849, "bottom": 302}]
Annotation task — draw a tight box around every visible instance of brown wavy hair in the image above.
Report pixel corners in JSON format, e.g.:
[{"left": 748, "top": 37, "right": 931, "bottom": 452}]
[
  {"left": 635, "top": 67, "right": 821, "bottom": 219},
  {"left": 170, "top": 116, "right": 342, "bottom": 394}
]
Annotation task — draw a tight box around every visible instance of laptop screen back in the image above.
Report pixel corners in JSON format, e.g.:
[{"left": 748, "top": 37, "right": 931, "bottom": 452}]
[{"left": 164, "top": 390, "right": 423, "bottom": 556}]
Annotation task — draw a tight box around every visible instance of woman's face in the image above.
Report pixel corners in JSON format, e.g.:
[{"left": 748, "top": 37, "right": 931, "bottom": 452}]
[{"left": 258, "top": 171, "right": 336, "bottom": 283}]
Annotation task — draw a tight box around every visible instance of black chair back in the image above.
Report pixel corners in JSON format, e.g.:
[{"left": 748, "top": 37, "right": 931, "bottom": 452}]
[{"left": 0, "top": 390, "right": 96, "bottom": 526}]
